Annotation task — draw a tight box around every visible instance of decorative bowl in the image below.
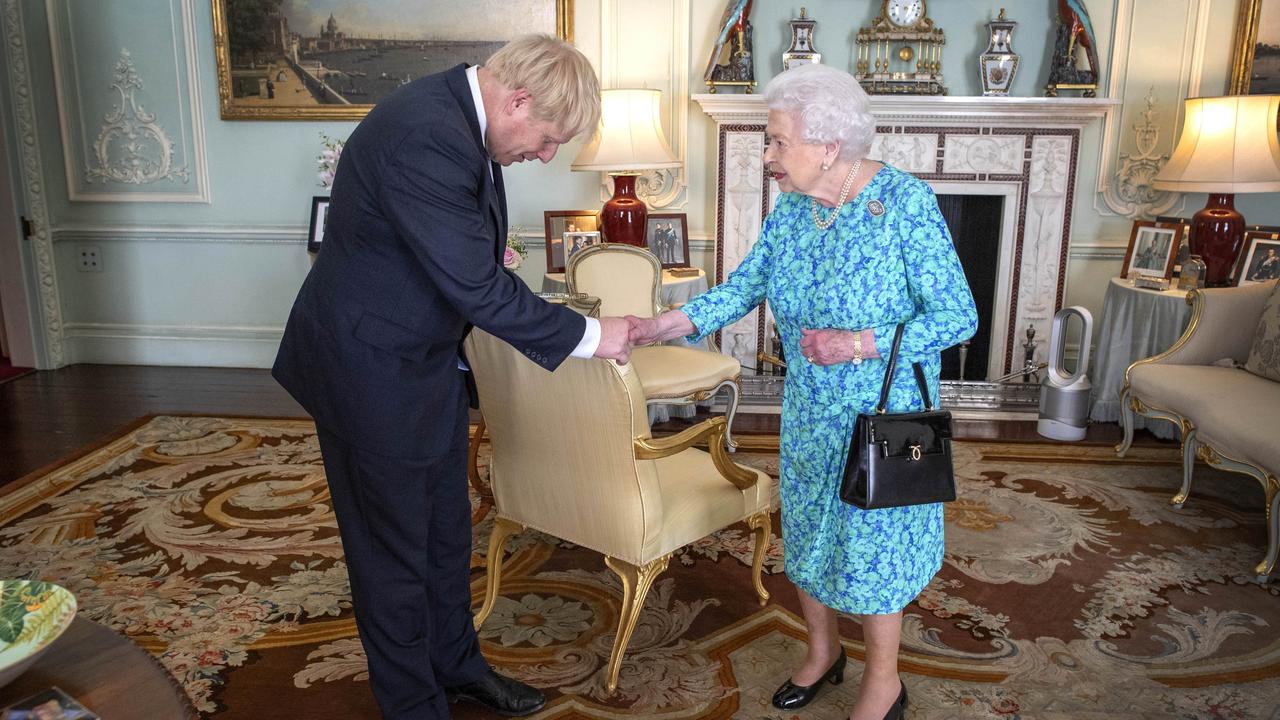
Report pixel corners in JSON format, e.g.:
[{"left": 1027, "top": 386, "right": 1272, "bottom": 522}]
[{"left": 0, "top": 580, "right": 77, "bottom": 689}]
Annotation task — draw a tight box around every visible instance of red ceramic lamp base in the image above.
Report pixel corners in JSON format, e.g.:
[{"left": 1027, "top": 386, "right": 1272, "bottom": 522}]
[
  {"left": 1189, "top": 193, "right": 1245, "bottom": 286},
  {"left": 600, "top": 174, "right": 647, "bottom": 247}
]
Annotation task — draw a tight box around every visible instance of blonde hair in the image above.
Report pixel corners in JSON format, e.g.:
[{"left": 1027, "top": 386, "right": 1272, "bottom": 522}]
[{"left": 485, "top": 34, "right": 600, "bottom": 139}]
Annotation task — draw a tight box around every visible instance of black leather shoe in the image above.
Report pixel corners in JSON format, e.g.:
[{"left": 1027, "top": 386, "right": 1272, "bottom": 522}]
[
  {"left": 882, "top": 678, "right": 908, "bottom": 720},
  {"left": 770, "top": 652, "right": 847, "bottom": 710},
  {"left": 446, "top": 668, "right": 546, "bottom": 717}
]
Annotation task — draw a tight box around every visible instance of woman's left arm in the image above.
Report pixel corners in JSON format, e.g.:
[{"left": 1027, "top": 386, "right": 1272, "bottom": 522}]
[{"left": 870, "top": 183, "right": 978, "bottom": 362}]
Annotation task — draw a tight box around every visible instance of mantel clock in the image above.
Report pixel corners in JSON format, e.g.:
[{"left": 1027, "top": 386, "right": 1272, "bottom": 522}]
[{"left": 855, "top": 0, "right": 947, "bottom": 95}]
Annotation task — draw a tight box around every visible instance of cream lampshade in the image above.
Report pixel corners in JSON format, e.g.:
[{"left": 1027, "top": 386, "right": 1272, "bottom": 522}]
[
  {"left": 1152, "top": 95, "right": 1280, "bottom": 285},
  {"left": 571, "top": 89, "right": 680, "bottom": 247}
]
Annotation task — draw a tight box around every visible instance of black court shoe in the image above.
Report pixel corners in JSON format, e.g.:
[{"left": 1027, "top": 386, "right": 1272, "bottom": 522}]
[
  {"left": 882, "top": 678, "right": 909, "bottom": 720},
  {"left": 770, "top": 652, "right": 847, "bottom": 710}
]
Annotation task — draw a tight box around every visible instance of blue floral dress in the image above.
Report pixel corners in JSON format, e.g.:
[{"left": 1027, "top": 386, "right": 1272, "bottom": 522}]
[{"left": 682, "top": 165, "right": 977, "bottom": 615}]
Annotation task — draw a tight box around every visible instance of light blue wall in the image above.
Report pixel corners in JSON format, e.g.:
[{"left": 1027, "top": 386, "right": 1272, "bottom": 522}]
[{"left": 3, "top": 0, "right": 1274, "bottom": 369}]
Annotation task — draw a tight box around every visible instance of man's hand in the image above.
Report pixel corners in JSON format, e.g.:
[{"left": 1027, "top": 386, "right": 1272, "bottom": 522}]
[
  {"left": 594, "top": 316, "right": 632, "bottom": 364},
  {"left": 627, "top": 315, "right": 662, "bottom": 346}
]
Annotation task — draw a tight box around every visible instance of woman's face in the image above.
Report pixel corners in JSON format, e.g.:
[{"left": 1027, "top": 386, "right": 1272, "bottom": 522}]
[{"left": 763, "top": 109, "right": 829, "bottom": 195}]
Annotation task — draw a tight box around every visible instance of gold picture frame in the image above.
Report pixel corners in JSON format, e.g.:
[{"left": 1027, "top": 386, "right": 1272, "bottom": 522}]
[
  {"left": 1231, "top": 0, "right": 1275, "bottom": 94},
  {"left": 212, "top": 0, "right": 573, "bottom": 121}
]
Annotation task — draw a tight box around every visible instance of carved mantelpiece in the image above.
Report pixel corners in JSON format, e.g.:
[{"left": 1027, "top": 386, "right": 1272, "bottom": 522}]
[{"left": 693, "top": 94, "right": 1116, "bottom": 380}]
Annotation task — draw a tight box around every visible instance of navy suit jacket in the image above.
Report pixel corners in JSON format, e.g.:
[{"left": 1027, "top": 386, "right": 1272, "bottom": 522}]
[{"left": 273, "top": 64, "right": 586, "bottom": 459}]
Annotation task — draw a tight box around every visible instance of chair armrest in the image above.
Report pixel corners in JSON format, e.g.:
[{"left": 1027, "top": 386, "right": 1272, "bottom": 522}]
[
  {"left": 1123, "top": 282, "right": 1273, "bottom": 390},
  {"left": 633, "top": 416, "right": 758, "bottom": 489}
]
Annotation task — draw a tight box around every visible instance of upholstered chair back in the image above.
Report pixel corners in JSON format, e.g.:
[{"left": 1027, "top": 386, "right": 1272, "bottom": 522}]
[
  {"left": 464, "top": 329, "right": 664, "bottom": 564},
  {"left": 566, "top": 244, "right": 662, "bottom": 319}
]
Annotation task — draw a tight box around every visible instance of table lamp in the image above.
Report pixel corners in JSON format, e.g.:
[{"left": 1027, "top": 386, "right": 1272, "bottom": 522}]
[
  {"left": 571, "top": 88, "right": 680, "bottom": 247},
  {"left": 1152, "top": 95, "right": 1280, "bottom": 285}
]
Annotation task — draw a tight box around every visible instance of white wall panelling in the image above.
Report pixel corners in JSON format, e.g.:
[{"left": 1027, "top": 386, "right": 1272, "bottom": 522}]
[
  {"left": 62, "top": 322, "right": 284, "bottom": 368},
  {"left": 45, "top": 0, "right": 209, "bottom": 203},
  {"left": 598, "top": 0, "right": 689, "bottom": 210},
  {"left": 1094, "top": 0, "right": 1210, "bottom": 218},
  {"left": 2, "top": 0, "right": 62, "bottom": 367},
  {"left": 52, "top": 224, "right": 305, "bottom": 245}
]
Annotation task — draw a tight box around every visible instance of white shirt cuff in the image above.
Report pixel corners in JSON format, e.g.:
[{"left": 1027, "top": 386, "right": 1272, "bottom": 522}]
[{"left": 570, "top": 317, "right": 601, "bottom": 358}]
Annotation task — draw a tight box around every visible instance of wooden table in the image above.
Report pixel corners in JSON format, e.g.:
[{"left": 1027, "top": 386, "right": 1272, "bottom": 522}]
[{"left": 0, "top": 617, "right": 197, "bottom": 719}]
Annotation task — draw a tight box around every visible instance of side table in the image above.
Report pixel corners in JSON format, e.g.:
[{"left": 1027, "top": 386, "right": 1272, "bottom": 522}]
[
  {"left": 0, "top": 617, "right": 197, "bottom": 719},
  {"left": 1088, "top": 276, "right": 1194, "bottom": 440},
  {"left": 541, "top": 268, "right": 709, "bottom": 309}
]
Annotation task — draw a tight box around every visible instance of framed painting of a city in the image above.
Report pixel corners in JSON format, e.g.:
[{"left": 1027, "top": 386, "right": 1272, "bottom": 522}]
[
  {"left": 1231, "top": 0, "right": 1280, "bottom": 94},
  {"left": 213, "top": 0, "right": 573, "bottom": 120}
]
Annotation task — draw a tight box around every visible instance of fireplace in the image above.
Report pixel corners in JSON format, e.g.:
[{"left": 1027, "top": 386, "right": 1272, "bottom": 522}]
[
  {"left": 937, "top": 194, "right": 1002, "bottom": 381},
  {"left": 693, "top": 94, "right": 1114, "bottom": 407}
]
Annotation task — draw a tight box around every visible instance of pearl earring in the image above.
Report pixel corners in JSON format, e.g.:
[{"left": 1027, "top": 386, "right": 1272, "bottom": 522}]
[{"left": 821, "top": 162, "right": 830, "bottom": 171}]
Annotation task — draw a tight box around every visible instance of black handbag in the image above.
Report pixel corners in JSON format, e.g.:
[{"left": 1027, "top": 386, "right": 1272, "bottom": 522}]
[{"left": 839, "top": 324, "right": 957, "bottom": 509}]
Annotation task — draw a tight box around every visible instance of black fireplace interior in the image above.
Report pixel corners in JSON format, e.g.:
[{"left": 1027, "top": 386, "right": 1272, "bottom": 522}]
[{"left": 936, "top": 194, "right": 1002, "bottom": 381}]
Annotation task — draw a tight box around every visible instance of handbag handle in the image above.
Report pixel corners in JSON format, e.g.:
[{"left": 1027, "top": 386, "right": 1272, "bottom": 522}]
[{"left": 874, "top": 324, "right": 933, "bottom": 414}]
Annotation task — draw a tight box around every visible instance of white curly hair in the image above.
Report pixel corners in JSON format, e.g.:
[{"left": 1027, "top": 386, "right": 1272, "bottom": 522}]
[{"left": 764, "top": 64, "right": 875, "bottom": 161}]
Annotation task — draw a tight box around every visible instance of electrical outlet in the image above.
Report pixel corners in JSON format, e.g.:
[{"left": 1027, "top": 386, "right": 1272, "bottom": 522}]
[{"left": 77, "top": 245, "right": 103, "bottom": 272}]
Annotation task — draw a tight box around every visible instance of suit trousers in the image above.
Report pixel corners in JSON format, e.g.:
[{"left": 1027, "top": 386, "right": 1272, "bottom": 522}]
[{"left": 316, "top": 389, "right": 487, "bottom": 718}]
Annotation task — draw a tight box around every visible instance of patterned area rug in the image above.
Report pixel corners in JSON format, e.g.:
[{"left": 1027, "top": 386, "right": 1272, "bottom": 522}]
[{"left": 0, "top": 416, "right": 1277, "bottom": 718}]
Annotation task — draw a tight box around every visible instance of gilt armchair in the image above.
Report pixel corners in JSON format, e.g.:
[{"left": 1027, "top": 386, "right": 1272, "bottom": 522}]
[
  {"left": 566, "top": 243, "right": 742, "bottom": 447},
  {"left": 463, "top": 328, "right": 773, "bottom": 693},
  {"left": 1117, "top": 281, "right": 1280, "bottom": 579}
]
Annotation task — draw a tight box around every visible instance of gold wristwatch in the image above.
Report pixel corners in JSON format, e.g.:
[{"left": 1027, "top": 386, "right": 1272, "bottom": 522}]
[{"left": 852, "top": 331, "right": 864, "bottom": 365}]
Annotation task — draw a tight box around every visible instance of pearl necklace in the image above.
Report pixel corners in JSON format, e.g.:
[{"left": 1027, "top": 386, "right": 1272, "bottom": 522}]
[{"left": 810, "top": 158, "right": 863, "bottom": 231}]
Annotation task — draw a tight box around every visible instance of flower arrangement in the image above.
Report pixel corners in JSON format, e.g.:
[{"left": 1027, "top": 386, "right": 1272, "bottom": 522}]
[
  {"left": 504, "top": 227, "right": 528, "bottom": 270},
  {"left": 317, "top": 133, "right": 345, "bottom": 188}
]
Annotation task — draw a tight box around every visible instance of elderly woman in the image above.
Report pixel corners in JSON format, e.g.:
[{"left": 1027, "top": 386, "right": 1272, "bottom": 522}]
[{"left": 628, "top": 63, "right": 976, "bottom": 720}]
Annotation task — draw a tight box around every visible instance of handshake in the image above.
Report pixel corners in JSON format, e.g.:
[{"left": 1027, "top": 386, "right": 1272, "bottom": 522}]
[{"left": 591, "top": 311, "right": 693, "bottom": 363}]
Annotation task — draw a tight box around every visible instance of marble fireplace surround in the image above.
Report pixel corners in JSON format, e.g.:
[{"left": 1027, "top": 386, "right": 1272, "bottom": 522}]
[{"left": 693, "top": 95, "right": 1116, "bottom": 393}]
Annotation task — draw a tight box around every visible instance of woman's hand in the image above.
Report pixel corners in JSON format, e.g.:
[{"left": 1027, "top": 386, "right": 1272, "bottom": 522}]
[
  {"left": 627, "top": 310, "right": 696, "bottom": 345},
  {"left": 799, "top": 328, "right": 874, "bottom": 366}
]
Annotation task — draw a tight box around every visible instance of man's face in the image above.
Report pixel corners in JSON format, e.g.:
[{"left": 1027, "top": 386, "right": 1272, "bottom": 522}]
[{"left": 488, "top": 90, "right": 572, "bottom": 166}]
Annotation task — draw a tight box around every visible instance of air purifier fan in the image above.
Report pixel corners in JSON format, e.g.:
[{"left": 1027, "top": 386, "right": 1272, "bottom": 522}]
[{"left": 1037, "top": 306, "right": 1093, "bottom": 441}]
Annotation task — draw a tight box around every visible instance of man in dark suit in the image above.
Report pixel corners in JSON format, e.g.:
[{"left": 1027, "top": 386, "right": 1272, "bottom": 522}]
[{"left": 273, "top": 35, "right": 630, "bottom": 719}]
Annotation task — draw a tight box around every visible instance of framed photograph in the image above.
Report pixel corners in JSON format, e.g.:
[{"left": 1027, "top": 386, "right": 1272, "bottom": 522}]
[
  {"left": 1121, "top": 220, "right": 1183, "bottom": 281},
  {"left": 2, "top": 686, "right": 100, "bottom": 719},
  {"left": 543, "top": 210, "right": 599, "bottom": 273},
  {"left": 1231, "top": 0, "right": 1280, "bottom": 94},
  {"left": 1154, "top": 215, "right": 1193, "bottom": 270},
  {"left": 212, "top": 0, "right": 573, "bottom": 120},
  {"left": 563, "top": 231, "right": 603, "bottom": 265},
  {"left": 307, "top": 196, "right": 330, "bottom": 253},
  {"left": 1235, "top": 230, "right": 1280, "bottom": 285},
  {"left": 644, "top": 213, "right": 691, "bottom": 268}
]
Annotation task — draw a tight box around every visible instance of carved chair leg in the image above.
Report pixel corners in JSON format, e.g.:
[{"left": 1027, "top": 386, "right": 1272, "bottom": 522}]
[
  {"left": 1172, "top": 428, "right": 1197, "bottom": 508},
  {"left": 474, "top": 516, "right": 524, "bottom": 630},
  {"left": 1115, "top": 389, "right": 1135, "bottom": 457},
  {"left": 746, "top": 511, "right": 771, "bottom": 606},
  {"left": 467, "top": 416, "right": 491, "bottom": 500},
  {"left": 602, "top": 554, "right": 670, "bottom": 694},
  {"left": 1257, "top": 476, "right": 1280, "bottom": 581}
]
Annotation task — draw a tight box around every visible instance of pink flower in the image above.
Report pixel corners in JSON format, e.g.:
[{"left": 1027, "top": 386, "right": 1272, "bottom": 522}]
[{"left": 503, "top": 246, "right": 521, "bottom": 269}]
